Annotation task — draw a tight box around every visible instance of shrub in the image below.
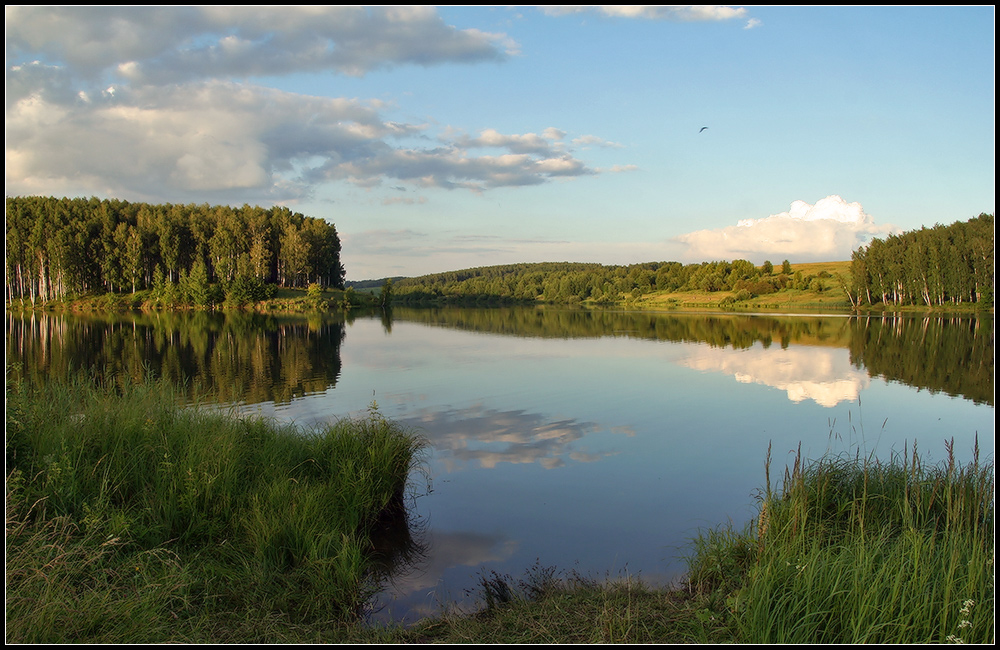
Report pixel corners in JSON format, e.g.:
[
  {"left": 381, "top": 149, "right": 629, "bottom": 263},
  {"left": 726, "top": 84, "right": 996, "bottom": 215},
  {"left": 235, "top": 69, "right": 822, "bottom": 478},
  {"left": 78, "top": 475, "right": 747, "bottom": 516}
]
[{"left": 225, "top": 275, "right": 276, "bottom": 306}]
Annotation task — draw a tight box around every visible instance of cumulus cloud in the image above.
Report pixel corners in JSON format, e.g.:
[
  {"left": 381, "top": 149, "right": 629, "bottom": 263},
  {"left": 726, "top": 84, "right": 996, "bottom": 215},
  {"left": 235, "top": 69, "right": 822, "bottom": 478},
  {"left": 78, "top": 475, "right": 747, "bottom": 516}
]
[
  {"left": 674, "top": 196, "right": 899, "bottom": 262},
  {"left": 5, "top": 8, "right": 609, "bottom": 203},
  {"left": 315, "top": 135, "right": 594, "bottom": 194},
  {"left": 5, "top": 6, "right": 514, "bottom": 82},
  {"left": 5, "top": 79, "right": 398, "bottom": 201}
]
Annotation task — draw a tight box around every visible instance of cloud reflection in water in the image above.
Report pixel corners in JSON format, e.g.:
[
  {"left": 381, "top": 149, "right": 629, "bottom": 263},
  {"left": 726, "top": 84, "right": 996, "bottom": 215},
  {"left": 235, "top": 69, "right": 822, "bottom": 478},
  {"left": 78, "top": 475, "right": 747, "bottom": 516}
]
[
  {"left": 398, "top": 404, "right": 624, "bottom": 470},
  {"left": 680, "top": 343, "right": 870, "bottom": 407}
]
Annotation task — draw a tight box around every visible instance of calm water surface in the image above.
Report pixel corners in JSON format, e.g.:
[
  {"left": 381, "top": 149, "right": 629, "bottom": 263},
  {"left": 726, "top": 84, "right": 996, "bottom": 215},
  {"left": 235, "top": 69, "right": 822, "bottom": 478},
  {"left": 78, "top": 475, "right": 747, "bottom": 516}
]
[{"left": 7, "top": 307, "right": 994, "bottom": 625}]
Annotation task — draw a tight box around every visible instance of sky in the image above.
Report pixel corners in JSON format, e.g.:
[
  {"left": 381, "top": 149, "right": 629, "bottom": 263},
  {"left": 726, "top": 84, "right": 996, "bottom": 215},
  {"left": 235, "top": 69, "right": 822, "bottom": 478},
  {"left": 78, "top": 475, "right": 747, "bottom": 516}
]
[{"left": 5, "top": 6, "right": 995, "bottom": 280}]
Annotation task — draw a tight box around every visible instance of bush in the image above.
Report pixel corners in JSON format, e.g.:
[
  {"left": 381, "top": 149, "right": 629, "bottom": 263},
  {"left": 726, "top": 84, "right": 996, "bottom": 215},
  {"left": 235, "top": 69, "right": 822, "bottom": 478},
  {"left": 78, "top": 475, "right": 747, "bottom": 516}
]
[
  {"left": 306, "top": 283, "right": 328, "bottom": 309},
  {"left": 225, "top": 275, "right": 276, "bottom": 306}
]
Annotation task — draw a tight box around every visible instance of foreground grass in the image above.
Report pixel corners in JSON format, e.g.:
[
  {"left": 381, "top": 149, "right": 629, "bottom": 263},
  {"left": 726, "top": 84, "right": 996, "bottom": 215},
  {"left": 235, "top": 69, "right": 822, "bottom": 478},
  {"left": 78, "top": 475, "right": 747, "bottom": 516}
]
[
  {"left": 5, "top": 372, "right": 425, "bottom": 643},
  {"left": 724, "top": 440, "right": 994, "bottom": 644},
  {"left": 6, "top": 374, "right": 993, "bottom": 643}
]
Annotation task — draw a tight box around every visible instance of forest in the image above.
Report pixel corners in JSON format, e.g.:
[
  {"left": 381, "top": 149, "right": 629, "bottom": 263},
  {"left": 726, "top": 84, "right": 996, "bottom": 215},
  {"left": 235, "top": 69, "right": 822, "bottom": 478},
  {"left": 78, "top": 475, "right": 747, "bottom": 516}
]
[
  {"left": 5, "top": 196, "right": 345, "bottom": 305},
  {"left": 391, "top": 259, "right": 806, "bottom": 305},
  {"left": 847, "top": 213, "right": 993, "bottom": 308}
]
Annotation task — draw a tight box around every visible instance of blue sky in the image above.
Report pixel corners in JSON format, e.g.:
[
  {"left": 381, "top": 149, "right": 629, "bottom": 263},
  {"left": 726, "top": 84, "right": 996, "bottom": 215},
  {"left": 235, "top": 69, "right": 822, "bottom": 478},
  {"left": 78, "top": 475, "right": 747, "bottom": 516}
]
[{"left": 6, "top": 6, "right": 995, "bottom": 279}]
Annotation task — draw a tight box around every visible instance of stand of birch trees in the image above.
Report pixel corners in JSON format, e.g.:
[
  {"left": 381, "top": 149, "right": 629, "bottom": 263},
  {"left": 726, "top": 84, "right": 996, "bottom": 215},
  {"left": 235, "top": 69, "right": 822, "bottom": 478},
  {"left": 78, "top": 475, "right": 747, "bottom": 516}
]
[
  {"left": 847, "top": 213, "right": 993, "bottom": 308},
  {"left": 5, "top": 196, "right": 345, "bottom": 303}
]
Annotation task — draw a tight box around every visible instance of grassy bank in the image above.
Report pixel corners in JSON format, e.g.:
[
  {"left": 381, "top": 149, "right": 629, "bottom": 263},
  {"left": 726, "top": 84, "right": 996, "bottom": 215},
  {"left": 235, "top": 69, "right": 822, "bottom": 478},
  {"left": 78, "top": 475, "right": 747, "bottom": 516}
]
[
  {"left": 6, "top": 375, "right": 993, "bottom": 643},
  {"left": 686, "top": 440, "right": 994, "bottom": 643},
  {"left": 5, "top": 372, "right": 425, "bottom": 643},
  {"left": 4, "top": 284, "right": 380, "bottom": 314},
  {"left": 382, "top": 438, "right": 995, "bottom": 644},
  {"left": 386, "top": 439, "right": 993, "bottom": 644}
]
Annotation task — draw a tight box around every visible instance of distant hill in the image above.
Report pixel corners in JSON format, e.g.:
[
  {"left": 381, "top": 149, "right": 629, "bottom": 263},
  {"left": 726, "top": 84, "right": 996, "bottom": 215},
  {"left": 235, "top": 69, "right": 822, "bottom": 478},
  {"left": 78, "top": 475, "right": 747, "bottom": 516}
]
[
  {"left": 382, "top": 259, "right": 855, "bottom": 309},
  {"left": 345, "top": 277, "right": 406, "bottom": 290}
]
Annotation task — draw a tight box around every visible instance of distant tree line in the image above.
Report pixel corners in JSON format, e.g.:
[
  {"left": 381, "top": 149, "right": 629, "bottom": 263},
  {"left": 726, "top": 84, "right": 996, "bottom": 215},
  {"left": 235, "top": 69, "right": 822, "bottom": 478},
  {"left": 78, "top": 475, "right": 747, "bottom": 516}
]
[
  {"left": 5, "top": 196, "right": 345, "bottom": 305},
  {"left": 392, "top": 258, "right": 823, "bottom": 305},
  {"left": 847, "top": 214, "right": 993, "bottom": 308}
]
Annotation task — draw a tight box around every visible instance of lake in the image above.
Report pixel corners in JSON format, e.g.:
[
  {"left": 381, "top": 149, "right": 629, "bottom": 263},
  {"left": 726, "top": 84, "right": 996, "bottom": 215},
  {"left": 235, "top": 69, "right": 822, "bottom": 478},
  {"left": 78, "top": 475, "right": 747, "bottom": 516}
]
[{"left": 6, "top": 306, "right": 994, "bottom": 625}]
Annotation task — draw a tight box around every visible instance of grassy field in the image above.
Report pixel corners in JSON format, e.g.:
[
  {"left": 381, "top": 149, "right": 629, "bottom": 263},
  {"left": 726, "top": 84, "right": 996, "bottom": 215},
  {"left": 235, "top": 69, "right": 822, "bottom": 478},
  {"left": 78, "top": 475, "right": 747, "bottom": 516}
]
[
  {"left": 687, "top": 439, "right": 994, "bottom": 643},
  {"left": 640, "top": 261, "right": 855, "bottom": 311}
]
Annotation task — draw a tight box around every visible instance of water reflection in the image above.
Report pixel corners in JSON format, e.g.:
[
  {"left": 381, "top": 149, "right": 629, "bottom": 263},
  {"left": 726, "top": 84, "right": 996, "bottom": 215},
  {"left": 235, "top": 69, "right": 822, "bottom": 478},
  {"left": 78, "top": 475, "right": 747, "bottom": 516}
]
[
  {"left": 6, "top": 310, "right": 347, "bottom": 405},
  {"left": 389, "top": 307, "right": 993, "bottom": 406},
  {"left": 8, "top": 308, "right": 991, "bottom": 408},
  {"left": 366, "top": 492, "right": 429, "bottom": 606},
  {"left": 376, "top": 529, "right": 518, "bottom": 621},
  {"left": 680, "top": 344, "right": 870, "bottom": 407},
  {"left": 848, "top": 314, "right": 994, "bottom": 405},
  {"left": 400, "top": 404, "right": 610, "bottom": 470}
]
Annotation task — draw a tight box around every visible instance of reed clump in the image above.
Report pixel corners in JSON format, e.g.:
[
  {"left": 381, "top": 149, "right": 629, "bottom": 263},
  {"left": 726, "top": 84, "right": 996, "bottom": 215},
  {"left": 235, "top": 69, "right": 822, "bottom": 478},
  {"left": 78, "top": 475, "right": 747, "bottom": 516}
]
[
  {"left": 5, "top": 371, "right": 425, "bottom": 644},
  {"left": 686, "top": 440, "right": 994, "bottom": 644}
]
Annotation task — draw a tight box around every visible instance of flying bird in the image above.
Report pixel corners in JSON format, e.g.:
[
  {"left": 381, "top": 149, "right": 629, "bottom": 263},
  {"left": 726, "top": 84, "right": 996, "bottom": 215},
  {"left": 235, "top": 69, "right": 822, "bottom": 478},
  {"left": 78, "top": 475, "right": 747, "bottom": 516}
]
[{"left": 699, "top": 126, "right": 709, "bottom": 133}]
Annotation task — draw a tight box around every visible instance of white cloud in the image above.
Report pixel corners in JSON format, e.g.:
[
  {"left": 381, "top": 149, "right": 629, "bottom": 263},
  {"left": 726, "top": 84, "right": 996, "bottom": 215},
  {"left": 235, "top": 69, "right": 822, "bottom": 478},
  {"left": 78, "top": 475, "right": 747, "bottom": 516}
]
[
  {"left": 6, "top": 79, "right": 599, "bottom": 202},
  {"left": 5, "top": 6, "right": 514, "bottom": 82},
  {"left": 674, "top": 195, "right": 899, "bottom": 263},
  {"left": 457, "top": 128, "right": 561, "bottom": 155},
  {"left": 572, "top": 134, "right": 625, "bottom": 148},
  {"left": 543, "top": 6, "right": 749, "bottom": 22},
  {"left": 744, "top": 18, "right": 762, "bottom": 29},
  {"left": 5, "top": 80, "right": 398, "bottom": 201},
  {"left": 5, "top": 7, "right": 613, "bottom": 203},
  {"left": 316, "top": 138, "right": 594, "bottom": 194}
]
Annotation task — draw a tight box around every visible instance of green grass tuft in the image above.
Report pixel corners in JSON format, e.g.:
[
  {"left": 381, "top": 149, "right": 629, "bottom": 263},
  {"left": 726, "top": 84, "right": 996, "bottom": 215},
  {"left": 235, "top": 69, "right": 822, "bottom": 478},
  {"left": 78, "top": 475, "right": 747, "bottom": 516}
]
[
  {"left": 684, "top": 439, "right": 994, "bottom": 644},
  {"left": 5, "top": 370, "right": 425, "bottom": 643}
]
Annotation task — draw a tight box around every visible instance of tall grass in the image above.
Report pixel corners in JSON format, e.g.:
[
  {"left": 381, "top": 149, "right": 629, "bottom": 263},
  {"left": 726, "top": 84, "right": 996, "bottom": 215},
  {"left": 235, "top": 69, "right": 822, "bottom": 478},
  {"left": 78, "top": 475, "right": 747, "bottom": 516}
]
[
  {"left": 5, "top": 370, "right": 425, "bottom": 643},
  {"left": 687, "top": 440, "right": 994, "bottom": 644}
]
